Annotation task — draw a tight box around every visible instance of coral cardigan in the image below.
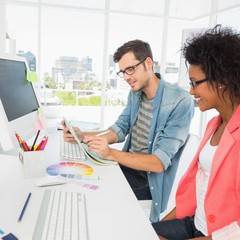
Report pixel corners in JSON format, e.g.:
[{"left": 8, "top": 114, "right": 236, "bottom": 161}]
[{"left": 176, "top": 105, "right": 240, "bottom": 235}]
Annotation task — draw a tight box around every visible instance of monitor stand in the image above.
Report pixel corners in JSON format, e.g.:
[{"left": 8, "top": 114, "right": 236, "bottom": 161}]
[{"left": 0, "top": 143, "right": 18, "bottom": 155}]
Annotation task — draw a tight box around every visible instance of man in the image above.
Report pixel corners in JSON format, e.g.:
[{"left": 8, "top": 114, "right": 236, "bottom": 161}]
[{"left": 63, "top": 40, "right": 194, "bottom": 222}]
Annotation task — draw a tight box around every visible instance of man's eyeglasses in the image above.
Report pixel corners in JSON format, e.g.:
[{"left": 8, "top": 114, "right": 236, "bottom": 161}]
[
  {"left": 189, "top": 78, "right": 208, "bottom": 88},
  {"left": 117, "top": 58, "right": 146, "bottom": 78}
]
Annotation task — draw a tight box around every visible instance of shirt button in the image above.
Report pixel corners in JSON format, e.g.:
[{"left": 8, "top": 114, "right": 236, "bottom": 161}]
[
  {"left": 150, "top": 187, "right": 154, "bottom": 190},
  {"left": 148, "top": 172, "right": 151, "bottom": 174},
  {"left": 208, "top": 215, "right": 216, "bottom": 223},
  {"left": 155, "top": 202, "right": 158, "bottom": 206},
  {"left": 149, "top": 141, "right": 152, "bottom": 144}
]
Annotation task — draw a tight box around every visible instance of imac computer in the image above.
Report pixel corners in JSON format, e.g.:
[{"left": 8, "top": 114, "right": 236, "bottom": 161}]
[{"left": 0, "top": 53, "right": 43, "bottom": 153}]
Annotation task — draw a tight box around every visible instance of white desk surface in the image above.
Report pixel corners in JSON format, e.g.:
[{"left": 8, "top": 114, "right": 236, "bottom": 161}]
[{"left": 0, "top": 131, "right": 158, "bottom": 240}]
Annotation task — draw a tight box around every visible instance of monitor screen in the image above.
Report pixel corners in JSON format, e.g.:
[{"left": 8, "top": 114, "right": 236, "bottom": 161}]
[
  {"left": 0, "top": 58, "right": 39, "bottom": 121},
  {"left": 0, "top": 53, "right": 42, "bottom": 153}
]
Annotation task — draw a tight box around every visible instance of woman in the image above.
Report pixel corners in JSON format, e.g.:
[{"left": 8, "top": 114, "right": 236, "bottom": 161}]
[{"left": 152, "top": 25, "right": 240, "bottom": 239}]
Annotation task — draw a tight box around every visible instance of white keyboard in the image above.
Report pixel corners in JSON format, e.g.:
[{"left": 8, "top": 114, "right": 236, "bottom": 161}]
[
  {"left": 60, "top": 136, "right": 86, "bottom": 161},
  {"left": 33, "top": 189, "right": 88, "bottom": 240}
]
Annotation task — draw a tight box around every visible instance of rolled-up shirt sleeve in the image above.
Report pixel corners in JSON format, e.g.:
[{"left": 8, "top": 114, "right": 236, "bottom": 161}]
[
  {"left": 152, "top": 92, "right": 194, "bottom": 170},
  {"left": 108, "top": 123, "right": 126, "bottom": 142}
]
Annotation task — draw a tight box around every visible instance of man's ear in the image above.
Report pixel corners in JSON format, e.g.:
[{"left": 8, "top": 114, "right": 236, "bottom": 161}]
[{"left": 145, "top": 57, "right": 154, "bottom": 70}]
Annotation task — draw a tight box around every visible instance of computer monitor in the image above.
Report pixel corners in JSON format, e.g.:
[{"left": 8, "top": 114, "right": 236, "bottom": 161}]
[{"left": 0, "top": 53, "right": 42, "bottom": 153}]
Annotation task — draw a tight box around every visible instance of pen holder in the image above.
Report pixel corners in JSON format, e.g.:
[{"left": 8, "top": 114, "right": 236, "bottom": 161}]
[{"left": 19, "top": 148, "right": 46, "bottom": 179}]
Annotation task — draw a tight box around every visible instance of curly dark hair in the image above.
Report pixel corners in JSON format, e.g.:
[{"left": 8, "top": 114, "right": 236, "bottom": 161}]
[
  {"left": 113, "top": 39, "right": 153, "bottom": 63},
  {"left": 182, "top": 24, "right": 240, "bottom": 105}
]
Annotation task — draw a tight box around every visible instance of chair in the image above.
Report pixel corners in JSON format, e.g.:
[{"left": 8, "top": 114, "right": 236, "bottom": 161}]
[
  {"left": 160, "top": 133, "right": 200, "bottom": 218},
  {"left": 139, "top": 134, "right": 201, "bottom": 220}
]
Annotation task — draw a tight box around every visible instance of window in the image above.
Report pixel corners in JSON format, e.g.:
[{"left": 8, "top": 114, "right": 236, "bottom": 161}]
[{"left": 2, "top": 0, "right": 240, "bottom": 134}]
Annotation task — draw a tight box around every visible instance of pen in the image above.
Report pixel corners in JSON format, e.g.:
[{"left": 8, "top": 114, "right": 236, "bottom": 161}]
[
  {"left": 31, "top": 130, "right": 40, "bottom": 151},
  {"left": 95, "top": 130, "right": 110, "bottom": 137},
  {"left": 18, "top": 192, "right": 31, "bottom": 222}
]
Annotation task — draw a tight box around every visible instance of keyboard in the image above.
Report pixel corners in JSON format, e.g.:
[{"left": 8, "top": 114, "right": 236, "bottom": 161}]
[
  {"left": 33, "top": 189, "right": 88, "bottom": 240},
  {"left": 60, "top": 135, "right": 86, "bottom": 161}
]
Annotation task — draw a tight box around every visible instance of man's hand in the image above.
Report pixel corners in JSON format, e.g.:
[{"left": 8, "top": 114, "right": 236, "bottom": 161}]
[
  {"left": 84, "top": 135, "right": 112, "bottom": 160},
  {"left": 61, "top": 120, "right": 84, "bottom": 144}
]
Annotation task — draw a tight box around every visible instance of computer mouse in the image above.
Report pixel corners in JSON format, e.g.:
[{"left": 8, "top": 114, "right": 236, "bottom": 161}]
[{"left": 35, "top": 175, "right": 67, "bottom": 187}]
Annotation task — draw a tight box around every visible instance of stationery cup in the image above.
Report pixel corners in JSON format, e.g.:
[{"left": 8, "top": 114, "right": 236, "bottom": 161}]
[{"left": 19, "top": 148, "right": 46, "bottom": 179}]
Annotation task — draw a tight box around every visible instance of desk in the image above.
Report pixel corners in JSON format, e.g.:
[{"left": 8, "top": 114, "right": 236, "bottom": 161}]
[{"left": 0, "top": 130, "right": 158, "bottom": 240}]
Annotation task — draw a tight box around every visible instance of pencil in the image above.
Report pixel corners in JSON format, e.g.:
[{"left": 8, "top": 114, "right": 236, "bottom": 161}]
[
  {"left": 18, "top": 192, "right": 32, "bottom": 222},
  {"left": 31, "top": 130, "right": 40, "bottom": 151},
  {"left": 22, "top": 140, "right": 30, "bottom": 151},
  {"left": 15, "top": 132, "right": 24, "bottom": 150},
  {"left": 35, "top": 136, "right": 48, "bottom": 151},
  {"left": 95, "top": 130, "right": 110, "bottom": 137}
]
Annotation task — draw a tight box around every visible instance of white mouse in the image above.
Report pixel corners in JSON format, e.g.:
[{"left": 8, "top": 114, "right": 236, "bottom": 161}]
[{"left": 35, "top": 175, "right": 67, "bottom": 187}]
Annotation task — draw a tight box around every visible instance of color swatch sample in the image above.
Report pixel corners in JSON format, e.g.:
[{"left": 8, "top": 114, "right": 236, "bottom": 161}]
[
  {"left": 73, "top": 182, "right": 99, "bottom": 190},
  {"left": 46, "top": 161, "right": 94, "bottom": 179}
]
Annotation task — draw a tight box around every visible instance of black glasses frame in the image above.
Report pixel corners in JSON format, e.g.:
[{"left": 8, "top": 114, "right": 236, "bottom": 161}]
[
  {"left": 189, "top": 78, "right": 208, "bottom": 88},
  {"left": 117, "top": 58, "right": 146, "bottom": 78}
]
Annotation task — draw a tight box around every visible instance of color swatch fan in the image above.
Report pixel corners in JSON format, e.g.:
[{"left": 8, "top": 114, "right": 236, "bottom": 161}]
[{"left": 46, "top": 161, "right": 94, "bottom": 179}]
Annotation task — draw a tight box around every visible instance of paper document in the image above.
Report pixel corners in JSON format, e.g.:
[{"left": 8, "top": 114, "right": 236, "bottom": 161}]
[{"left": 63, "top": 117, "right": 116, "bottom": 166}]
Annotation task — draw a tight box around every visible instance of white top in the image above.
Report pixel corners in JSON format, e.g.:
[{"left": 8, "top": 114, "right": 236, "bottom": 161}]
[{"left": 194, "top": 136, "right": 217, "bottom": 235}]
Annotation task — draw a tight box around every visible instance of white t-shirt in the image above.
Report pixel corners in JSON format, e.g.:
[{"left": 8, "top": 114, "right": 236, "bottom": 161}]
[{"left": 194, "top": 136, "right": 217, "bottom": 235}]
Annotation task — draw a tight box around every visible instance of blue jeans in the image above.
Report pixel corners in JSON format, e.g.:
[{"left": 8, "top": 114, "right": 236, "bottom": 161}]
[
  {"left": 120, "top": 165, "right": 152, "bottom": 200},
  {"left": 152, "top": 216, "right": 205, "bottom": 240}
]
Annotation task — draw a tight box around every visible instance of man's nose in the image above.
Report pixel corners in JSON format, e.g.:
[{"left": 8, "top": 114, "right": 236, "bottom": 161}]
[{"left": 123, "top": 73, "right": 131, "bottom": 81}]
